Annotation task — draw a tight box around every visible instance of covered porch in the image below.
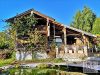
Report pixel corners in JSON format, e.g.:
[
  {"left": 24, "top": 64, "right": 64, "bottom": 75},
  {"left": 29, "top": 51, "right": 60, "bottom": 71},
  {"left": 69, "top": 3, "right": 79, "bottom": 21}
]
[{"left": 55, "top": 26, "right": 97, "bottom": 57}]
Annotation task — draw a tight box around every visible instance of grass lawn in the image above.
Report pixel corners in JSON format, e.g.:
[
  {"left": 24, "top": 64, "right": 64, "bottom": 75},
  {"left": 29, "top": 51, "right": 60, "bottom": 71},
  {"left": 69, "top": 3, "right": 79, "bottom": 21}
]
[
  {"left": 24, "top": 58, "right": 64, "bottom": 63},
  {"left": 9, "top": 68, "right": 86, "bottom": 75},
  {"left": 0, "top": 58, "right": 64, "bottom": 67},
  {"left": 0, "top": 58, "right": 15, "bottom": 67}
]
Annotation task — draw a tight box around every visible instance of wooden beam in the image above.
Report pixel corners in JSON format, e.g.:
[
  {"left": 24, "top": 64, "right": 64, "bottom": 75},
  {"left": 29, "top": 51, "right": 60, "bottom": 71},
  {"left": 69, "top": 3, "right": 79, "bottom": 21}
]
[
  {"left": 67, "top": 34, "right": 80, "bottom": 36},
  {"left": 35, "top": 18, "right": 45, "bottom": 20}
]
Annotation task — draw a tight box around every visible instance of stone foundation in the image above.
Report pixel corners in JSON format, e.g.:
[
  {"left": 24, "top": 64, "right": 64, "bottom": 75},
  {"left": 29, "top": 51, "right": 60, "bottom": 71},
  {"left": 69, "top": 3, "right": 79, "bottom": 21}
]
[{"left": 16, "top": 51, "right": 48, "bottom": 60}]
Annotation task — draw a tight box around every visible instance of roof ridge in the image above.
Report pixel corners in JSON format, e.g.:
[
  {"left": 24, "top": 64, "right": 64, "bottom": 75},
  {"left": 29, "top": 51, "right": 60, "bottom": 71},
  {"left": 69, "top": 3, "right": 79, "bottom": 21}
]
[{"left": 6, "top": 8, "right": 55, "bottom": 22}]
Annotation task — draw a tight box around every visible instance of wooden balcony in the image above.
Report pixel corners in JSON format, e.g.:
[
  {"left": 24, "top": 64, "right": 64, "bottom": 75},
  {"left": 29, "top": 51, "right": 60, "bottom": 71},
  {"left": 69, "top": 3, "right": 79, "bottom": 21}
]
[
  {"left": 36, "top": 25, "right": 47, "bottom": 34},
  {"left": 36, "top": 25, "right": 47, "bottom": 31}
]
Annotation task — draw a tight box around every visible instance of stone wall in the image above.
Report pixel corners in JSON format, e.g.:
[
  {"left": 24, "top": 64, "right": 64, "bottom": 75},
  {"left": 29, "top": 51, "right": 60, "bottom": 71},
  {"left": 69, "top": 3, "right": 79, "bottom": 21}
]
[{"left": 16, "top": 51, "right": 48, "bottom": 60}]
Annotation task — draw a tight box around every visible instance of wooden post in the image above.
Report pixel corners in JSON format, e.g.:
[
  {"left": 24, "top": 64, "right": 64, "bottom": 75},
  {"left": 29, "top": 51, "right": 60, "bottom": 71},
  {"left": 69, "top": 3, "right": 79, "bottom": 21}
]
[
  {"left": 63, "top": 27, "right": 67, "bottom": 46},
  {"left": 56, "top": 46, "right": 59, "bottom": 58},
  {"left": 63, "top": 26, "right": 67, "bottom": 53},
  {"left": 82, "top": 34, "right": 88, "bottom": 56},
  {"left": 53, "top": 25, "right": 56, "bottom": 42},
  {"left": 87, "top": 39, "right": 90, "bottom": 49},
  {"left": 46, "top": 18, "right": 49, "bottom": 49},
  {"left": 47, "top": 18, "right": 50, "bottom": 36}
]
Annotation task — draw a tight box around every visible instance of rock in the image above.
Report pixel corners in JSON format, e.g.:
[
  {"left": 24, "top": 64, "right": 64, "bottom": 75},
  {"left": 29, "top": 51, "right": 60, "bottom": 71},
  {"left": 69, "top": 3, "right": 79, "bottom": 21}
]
[{"left": 0, "top": 68, "right": 4, "bottom": 73}]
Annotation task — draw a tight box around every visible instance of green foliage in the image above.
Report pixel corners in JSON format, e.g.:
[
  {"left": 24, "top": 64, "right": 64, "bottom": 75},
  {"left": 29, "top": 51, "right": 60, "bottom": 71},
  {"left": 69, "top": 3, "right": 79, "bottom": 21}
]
[
  {"left": 9, "top": 68, "right": 57, "bottom": 75},
  {"left": 37, "top": 64, "right": 49, "bottom": 69},
  {"left": 53, "top": 58, "right": 64, "bottom": 63},
  {"left": 28, "top": 29, "right": 47, "bottom": 52},
  {"left": 96, "top": 37, "right": 100, "bottom": 50},
  {"left": 7, "top": 14, "right": 37, "bottom": 51},
  {"left": 8, "top": 68, "right": 85, "bottom": 75},
  {"left": 71, "top": 11, "right": 82, "bottom": 29},
  {"left": 22, "top": 58, "right": 64, "bottom": 63},
  {"left": 0, "top": 32, "right": 14, "bottom": 49},
  {"left": 0, "top": 51, "right": 15, "bottom": 66},
  {"left": 0, "top": 32, "right": 8, "bottom": 49},
  {"left": 92, "top": 18, "right": 100, "bottom": 34},
  {"left": 92, "top": 18, "right": 100, "bottom": 50},
  {"left": 7, "top": 14, "right": 47, "bottom": 51},
  {"left": 71, "top": 6, "right": 96, "bottom": 32},
  {"left": 0, "top": 58, "right": 14, "bottom": 67},
  {"left": 7, "top": 14, "right": 47, "bottom": 60},
  {"left": 8, "top": 15, "right": 37, "bottom": 36},
  {"left": 0, "top": 50, "right": 13, "bottom": 59}
]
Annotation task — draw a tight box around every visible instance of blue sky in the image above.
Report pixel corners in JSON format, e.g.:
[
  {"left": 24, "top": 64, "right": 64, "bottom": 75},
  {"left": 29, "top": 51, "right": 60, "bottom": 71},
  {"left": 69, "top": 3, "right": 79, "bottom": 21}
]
[{"left": 0, "top": 0, "right": 100, "bottom": 31}]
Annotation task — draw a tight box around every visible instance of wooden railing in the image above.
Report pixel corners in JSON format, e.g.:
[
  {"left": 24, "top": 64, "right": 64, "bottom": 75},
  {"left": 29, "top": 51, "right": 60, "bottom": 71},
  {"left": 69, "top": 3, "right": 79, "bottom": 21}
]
[
  {"left": 35, "top": 25, "right": 47, "bottom": 34},
  {"left": 67, "top": 45, "right": 84, "bottom": 51},
  {"left": 36, "top": 25, "right": 47, "bottom": 31},
  {"left": 57, "top": 45, "right": 85, "bottom": 54}
]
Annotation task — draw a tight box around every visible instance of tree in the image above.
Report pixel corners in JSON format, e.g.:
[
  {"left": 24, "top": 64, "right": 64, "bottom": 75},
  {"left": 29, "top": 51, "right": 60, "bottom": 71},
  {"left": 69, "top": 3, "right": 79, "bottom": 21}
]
[
  {"left": 0, "top": 31, "right": 14, "bottom": 49},
  {"left": 7, "top": 14, "right": 47, "bottom": 60},
  {"left": 71, "top": 6, "right": 96, "bottom": 32},
  {"left": 0, "top": 32, "right": 9, "bottom": 49},
  {"left": 28, "top": 28, "right": 47, "bottom": 59},
  {"left": 71, "top": 11, "right": 82, "bottom": 29},
  {"left": 92, "top": 18, "right": 100, "bottom": 50},
  {"left": 92, "top": 18, "right": 100, "bottom": 34}
]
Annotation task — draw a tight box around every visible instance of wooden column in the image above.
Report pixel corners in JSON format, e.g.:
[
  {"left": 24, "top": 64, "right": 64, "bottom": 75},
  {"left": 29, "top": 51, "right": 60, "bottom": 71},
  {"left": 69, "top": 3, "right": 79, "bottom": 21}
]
[
  {"left": 47, "top": 18, "right": 50, "bottom": 36},
  {"left": 82, "top": 34, "right": 88, "bottom": 56},
  {"left": 63, "top": 27, "right": 67, "bottom": 46},
  {"left": 63, "top": 26, "right": 67, "bottom": 53},
  {"left": 53, "top": 25, "right": 56, "bottom": 42},
  {"left": 87, "top": 38, "right": 90, "bottom": 49},
  {"left": 56, "top": 46, "right": 59, "bottom": 58},
  {"left": 46, "top": 18, "right": 49, "bottom": 48}
]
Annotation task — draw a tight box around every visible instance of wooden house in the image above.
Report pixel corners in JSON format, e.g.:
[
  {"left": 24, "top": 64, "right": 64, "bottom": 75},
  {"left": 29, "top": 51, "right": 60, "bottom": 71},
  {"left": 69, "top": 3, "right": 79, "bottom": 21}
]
[{"left": 6, "top": 9, "right": 97, "bottom": 58}]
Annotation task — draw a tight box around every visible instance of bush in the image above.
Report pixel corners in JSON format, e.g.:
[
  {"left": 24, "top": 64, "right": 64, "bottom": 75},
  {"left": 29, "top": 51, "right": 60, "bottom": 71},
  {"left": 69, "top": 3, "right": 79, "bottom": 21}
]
[
  {"left": 59, "top": 44, "right": 65, "bottom": 51},
  {"left": 36, "top": 64, "right": 51, "bottom": 69},
  {"left": 52, "top": 58, "right": 64, "bottom": 63},
  {"left": 0, "top": 58, "right": 15, "bottom": 67},
  {"left": 0, "top": 50, "right": 13, "bottom": 59},
  {"left": 0, "top": 43, "right": 9, "bottom": 49},
  {"left": 50, "top": 41, "right": 56, "bottom": 51},
  {"left": 0, "top": 51, "right": 15, "bottom": 67},
  {"left": 48, "top": 51, "right": 56, "bottom": 58}
]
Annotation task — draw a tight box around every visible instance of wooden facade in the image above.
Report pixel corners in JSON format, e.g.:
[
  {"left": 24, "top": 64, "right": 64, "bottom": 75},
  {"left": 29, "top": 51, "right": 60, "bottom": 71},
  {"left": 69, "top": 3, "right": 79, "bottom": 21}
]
[{"left": 6, "top": 9, "right": 97, "bottom": 56}]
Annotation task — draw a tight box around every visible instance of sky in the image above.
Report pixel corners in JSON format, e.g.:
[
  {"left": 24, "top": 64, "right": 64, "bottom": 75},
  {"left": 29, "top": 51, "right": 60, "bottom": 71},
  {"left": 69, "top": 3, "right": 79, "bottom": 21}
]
[{"left": 0, "top": 0, "right": 100, "bottom": 31}]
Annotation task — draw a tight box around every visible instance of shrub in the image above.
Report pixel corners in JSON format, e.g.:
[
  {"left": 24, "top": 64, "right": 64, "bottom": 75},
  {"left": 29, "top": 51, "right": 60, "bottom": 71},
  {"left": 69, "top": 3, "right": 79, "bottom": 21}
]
[
  {"left": 0, "top": 51, "right": 15, "bottom": 67},
  {"left": 50, "top": 41, "right": 56, "bottom": 51},
  {"left": 59, "top": 44, "right": 65, "bottom": 51},
  {"left": 36, "top": 64, "right": 51, "bottom": 69},
  {"left": 0, "top": 58, "right": 15, "bottom": 67},
  {"left": 52, "top": 58, "right": 64, "bottom": 63},
  {"left": 48, "top": 51, "right": 56, "bottom": 58},
  {"left": 0, "top": 50, "right": 13, "bottom": 59}
]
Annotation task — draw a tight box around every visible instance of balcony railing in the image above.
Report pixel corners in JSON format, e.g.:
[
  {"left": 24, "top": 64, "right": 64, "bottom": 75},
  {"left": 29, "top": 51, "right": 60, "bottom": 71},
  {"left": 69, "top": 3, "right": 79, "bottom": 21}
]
[
  {"left": 34, "top": 25, "right": 47, "bottom": 34},
  {"left": 36, "top": 25, "right": 47, "bottom": 31}
]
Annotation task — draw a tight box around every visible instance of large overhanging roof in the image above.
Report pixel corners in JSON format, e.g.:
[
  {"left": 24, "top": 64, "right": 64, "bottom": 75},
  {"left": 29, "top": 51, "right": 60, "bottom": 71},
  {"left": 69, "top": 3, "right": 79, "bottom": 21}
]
[
  {"left": 5, "top": 8, "right": 96, "bottom": 38},
  {"left": 6, "top": 8, "right": 64, "bottom": 29},
  {"left": 6, "top": 9, "right": 55, "bottom": 22},
  {"left": 66, "top": 26, "right": 97, "bottom": 38}
]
